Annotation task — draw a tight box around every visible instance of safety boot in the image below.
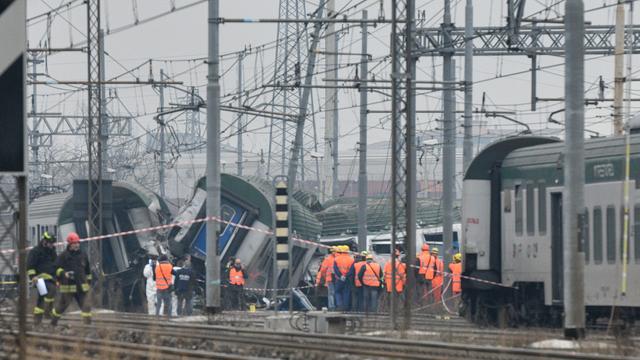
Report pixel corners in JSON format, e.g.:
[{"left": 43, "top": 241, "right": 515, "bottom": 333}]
[
  {"left": 83, "top": 316, "right": 91, "bottom": 325},
  {"left": 33, "top": 314, "right": 43, "bottom": 325},
  {"left": 50, "top": 316, "right": 58, "bottom": 326}
]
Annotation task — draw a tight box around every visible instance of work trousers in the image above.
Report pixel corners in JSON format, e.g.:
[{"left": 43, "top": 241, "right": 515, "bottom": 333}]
[
  {"left": 333, "top": 280, "right": 351, "bottom": 311},
  {"left": 51, "top": 290, "right": 91, "bottom": 324},
  {"left": 327, "top": 282, "right": 336, "bottom": 310},
  {"left": 146, "top": 289, "right": 156, "bottom": 315},
  {"left": 431, "top": 278, "right": 443, "bottom": 304},
  {"left": 33, "top": 280, "right": 56, "bottom": 323},
  {"left": 416, "top": 277, "right": 431, "bottom": 305},
  {"left": 156, "top": 289, "right": 172, "bottom": 317},
  {"left": 353, "top": 286, "right": 363, "bottom": 312},
  {"left": 380, "top": 291, "right": 404, "bottom": 313},
  {"left": 362, "top": 286, "right": 379, "bottom": 313},
  {"left": 176, "top": 293, "right": 193, "bottom": 316},
  {"left": 229, "top": 284, "right": 245, "bottom": 310}
]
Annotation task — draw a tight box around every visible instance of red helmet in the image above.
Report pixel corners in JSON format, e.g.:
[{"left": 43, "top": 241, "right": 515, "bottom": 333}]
[
  {"left": 421, "top": 243, "right": 430, "bottom": 252},
  {"left": 66, "top": 232, "right": 80, "bottom": 244}
]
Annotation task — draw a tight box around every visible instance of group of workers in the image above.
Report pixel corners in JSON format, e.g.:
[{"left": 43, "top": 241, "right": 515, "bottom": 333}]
[
  {"left": 316, "top": 244, "right": 463, "bottom": 313},
  {"left": 27, "top": 231, "right": 93, "bottom": 325},
  {"left": 143, "top": 253, "right": 196, "bottom": 317}
]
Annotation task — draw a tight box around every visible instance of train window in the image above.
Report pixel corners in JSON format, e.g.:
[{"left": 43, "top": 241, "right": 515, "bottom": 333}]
[
  {"left": 515, "top": 184, "right": 523, "bottom": 236},
  {"left": 606, "top": 206, "right": 616, "bottom": 264},
  {"left": 635, "top": 205, "right": 640, "bottom": 262},
  {"left": 526, "top": 182, "right": 535, "bottom": 236},
  {"left": 538, "top": 181, "right": 546, "bottom": 235},
  {"left": 583, "top": 208, "right": 589, "bottom": 264},
  {"left": 593, "top": 207, "right": 603, "bottom": 264},
  {"left": 503, "top": 190, "right": 511, "bottom": 213}
]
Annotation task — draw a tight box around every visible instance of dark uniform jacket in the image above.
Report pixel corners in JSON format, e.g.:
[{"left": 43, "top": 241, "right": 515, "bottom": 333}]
[
  {"left": 55, "top": 248, "right": 92, "bottom": 293},
  {"left": 174, "top": 267, "right": 195, "bottom": 295},
  {"left": 27, "top": 244, "right": 57, "bottom": 281}
]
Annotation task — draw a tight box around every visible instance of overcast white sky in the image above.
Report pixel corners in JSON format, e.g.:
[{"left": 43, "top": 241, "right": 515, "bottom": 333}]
[{"left": 25, "top": 0, "right": 640, "bottom": 187}]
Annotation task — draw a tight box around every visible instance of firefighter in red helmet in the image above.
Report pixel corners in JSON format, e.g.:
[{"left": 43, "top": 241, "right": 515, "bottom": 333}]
[{"left": 51, "top": 232, "right": 93, "bottom": 325}]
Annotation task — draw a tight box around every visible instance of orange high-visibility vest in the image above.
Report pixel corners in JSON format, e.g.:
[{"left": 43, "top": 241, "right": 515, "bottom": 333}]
[
  {"left": 384, "top": 260, "right": 406, "bottom": 293},
  {"left": 334, "top": 254, "right": 354, "bottom": 276},
  {"left": 418, "top": 251, "right": 431, "bottom": 275},
  {"left": 449, "top": 262, "right": 462, "bottom": 293},
  {"left": 424, "top": 255, "right": 436, "bottom": 280},
  {"left": 362, "top": 262, "right": 381, "bottom": 287},
  {"left": 229, "top": 268, "right": 245, "bottom": 286},
  {"left": 155, "top": 262, "right": 173, "bottom": 290},
  {"left": 315, "top": 254, "right": 335, "bottom": 285},
  {"left": 353, "top": 261, "right": 366, "bottom": 287},
  {"left": 431, "top": 258, "right": 444, "bottom": 287}
]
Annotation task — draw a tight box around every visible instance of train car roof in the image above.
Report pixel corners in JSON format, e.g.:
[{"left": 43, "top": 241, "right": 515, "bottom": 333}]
[
  {"left": 29, "top": 192, "right": 71, "bottom": 224},
  {"left": 316, "top": 198, "right": 461, "bottom": 237},
  {"left": 464, "top": 136, "right": 560, "bottom": 180},
  {"left": 502, "top": 134, "right": 640, "bottom": 167}
]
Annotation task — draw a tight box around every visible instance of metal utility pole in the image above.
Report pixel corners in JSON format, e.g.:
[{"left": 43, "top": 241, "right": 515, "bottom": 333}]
[
  {"left": 206, "top": 0, "right": 221, "bottom": 311},
  {"left": 621, "top": 0, "right": 635, "bottom": 297},
  {"left": 463, "top": 0, "right": 473, "bottom": 172},
  {"left": 323, "top": 0, "right": 339, "bottom": 201},
  {"left": 613, "top": 1, "right": 625, "bottom": 135},
  {"left": 99, "top": 30, "right": 108, "bottom": 177},
  {"left": 267, "top": 0, "right": 309, "bottom": 179},
  {"left": 17, "top": 176, "right": 27, "bottom": 360},
  {"left": 442, "top": 0, "right": 455, "bottom": 271},
  {"left": 28, "top": 55, "right": 44, "bottom": 184},
  {"left": 287, "top": 2, "right": 325, "bottom": 193},
  {"left": 563, "top": 0, "right": 586, "bottom": 340},
  {"left": 403, "top": 0, "right": 417, "bottom": 331},
  {"left": 86, "top": 0, "right": 103, "bottom": 285},
  {"left": 237, "top": 52, "right": 244, "bottom": 176},
  {"left": 390, "top": 0, "right": 401, "bottom": 330},
  {"left": 390, "top": 0, "right": 415, "bottom": 331},
  {"left": 357, "top": 10, "right": 368, "bottom": 252},
  {"left": 158, "top": 69, "right": 166, "bottom": 198}
]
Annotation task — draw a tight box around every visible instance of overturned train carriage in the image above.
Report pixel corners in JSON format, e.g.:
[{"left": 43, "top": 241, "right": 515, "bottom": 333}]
[
  {"left": 463, "top": 135, "right": 640, "bottom": 327},
  {"left": 168, "top": 175, "right": 322, "bottom": 302},
  {"left": 29, "top": 181, "right": 171, "bottom": 310}
]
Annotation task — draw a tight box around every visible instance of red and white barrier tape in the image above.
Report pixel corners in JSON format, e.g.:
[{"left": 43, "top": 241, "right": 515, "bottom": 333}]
[{"left": 5, "top": 214, "right": 515, "bottom": 291}]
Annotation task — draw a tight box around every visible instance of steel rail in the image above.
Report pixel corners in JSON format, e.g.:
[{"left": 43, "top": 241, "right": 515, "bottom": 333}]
[{"left": 17, "top": 315, "right": 634, "bottom": 360}]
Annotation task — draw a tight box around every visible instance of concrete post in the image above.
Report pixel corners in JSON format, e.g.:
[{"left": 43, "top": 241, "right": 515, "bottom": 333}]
[
  {"left": 358, "top": 10, "right": 368, "bottom": 252},
  {"left": 563, "top": 0, "right": 586, "bottom": 339},
  {"left": 206, "top": 0, "right": 221, "bottom": 311}
]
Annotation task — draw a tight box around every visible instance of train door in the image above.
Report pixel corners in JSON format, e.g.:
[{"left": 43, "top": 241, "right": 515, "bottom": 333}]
[{"left": 551, "top": 192, "right": 563, "bottom": 303}]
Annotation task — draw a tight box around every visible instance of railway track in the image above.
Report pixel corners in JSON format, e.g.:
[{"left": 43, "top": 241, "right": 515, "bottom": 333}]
[
  {"left": 0, "top": 331, "right": 265, "bottom": 360},
  {"left": 1, "top": 313, "right": 635, "bottom": 360}
]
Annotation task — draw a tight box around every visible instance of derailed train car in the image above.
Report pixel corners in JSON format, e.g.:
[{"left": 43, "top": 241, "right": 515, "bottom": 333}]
[
  {"left": 168, "top": 175, "right": 322, "bottom": 307},
  {"left": 29, "top": 181, "right": 171, "bottom": 310}
]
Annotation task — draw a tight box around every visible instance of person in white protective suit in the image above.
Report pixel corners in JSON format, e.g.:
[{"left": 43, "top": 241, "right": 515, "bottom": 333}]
[{"left": 143, "top": 255, "right": 158, "bottom": 315}]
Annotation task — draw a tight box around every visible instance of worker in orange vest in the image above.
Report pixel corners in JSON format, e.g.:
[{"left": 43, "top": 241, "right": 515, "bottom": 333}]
[
  {"left": 155, "top": 254, "right": 175, "bottom": 317},
  {"left": 228, "top": 258, "right": 248, "bottom": 310},
  {"left": 358, "top": 254, "right": 383, "bottom": 313},
  {"left": 384, "top": 249, "right": 407, "bottom": 298},
  {"left": 316, "top": 246, "right": 337, "bottom": 310},
  {"left": 414, "top": 243, "right": 431, "bottom": 304},
  {"left": 350, "top": 251, "right": 368, "bottom": 312},
  {"left": 429, "top": 248, "right": 444, "bottom": 304},
  {"left": 333, "top": 245, "right": 355, "bottom": 311},
  {"left": 449, "top": 253, "right": 463, "bottom": 295}
]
